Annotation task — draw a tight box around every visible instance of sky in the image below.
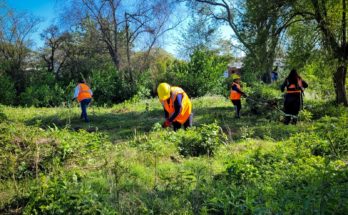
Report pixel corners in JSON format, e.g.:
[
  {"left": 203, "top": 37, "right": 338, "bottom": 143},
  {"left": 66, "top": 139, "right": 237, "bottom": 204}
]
[
  {"left": 7, "top": 0, "right": 58, "bottom": 49},
  {"left": 5, "top": 0, "right": 235, "bottom": 57}
]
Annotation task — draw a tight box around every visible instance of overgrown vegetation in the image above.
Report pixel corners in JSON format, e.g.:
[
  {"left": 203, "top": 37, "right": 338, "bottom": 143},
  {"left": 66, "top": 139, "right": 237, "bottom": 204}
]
[
  {"left": 1, "top": 0, "right": 348, "bottom": 213},
  {"left": 0, "top": 85, "right": 347, "bottom": 213}
]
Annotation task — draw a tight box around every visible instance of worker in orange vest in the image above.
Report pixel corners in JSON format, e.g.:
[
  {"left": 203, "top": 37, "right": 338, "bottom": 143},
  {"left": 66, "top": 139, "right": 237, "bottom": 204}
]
[
  {"left": 281, "top": 69, "right": 308, "bottom": 125},
  {"left": 72, "top": 79, "right": 93, "bottom": 122},
  {"left": 229, "top": 74, "right": 247, "bottom": 118},
  {"left": 157, "top": 83, "right": 192, "bottom": 131}
]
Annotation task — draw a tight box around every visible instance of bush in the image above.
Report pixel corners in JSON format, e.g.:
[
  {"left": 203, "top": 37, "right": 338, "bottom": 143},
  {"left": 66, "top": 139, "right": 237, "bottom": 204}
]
[
  {"left": 166, "top": 48, "right": 229, "bottom": 97},
  {"left": 23, "top": 172, "right": 111, "bottom": 214},
  {"left": 0, "top": 74, "right": 16, "bottom": 105},
  {"left": 91, "top": 67, "right": 137, "bottom": 105},
  {"left": 176, "top": 122, "right": 227, "bottom": 157},
  {"left": 19, "top": 83, "right": 65, "bottom": 107},
  {"left": 244, "top": 83, "right": 282, "bottom": 119}
]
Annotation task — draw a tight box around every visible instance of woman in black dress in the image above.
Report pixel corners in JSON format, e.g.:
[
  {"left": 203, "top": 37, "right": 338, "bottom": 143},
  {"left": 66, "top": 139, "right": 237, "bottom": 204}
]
[{"left": 280, "top": 69, "right": 308, "bottom": 124}]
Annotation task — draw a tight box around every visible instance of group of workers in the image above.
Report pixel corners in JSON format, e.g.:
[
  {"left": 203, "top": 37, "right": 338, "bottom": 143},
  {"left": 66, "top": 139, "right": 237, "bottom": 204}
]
[{"left": 72, "top": 68, "right": 307, "bottom": 129}]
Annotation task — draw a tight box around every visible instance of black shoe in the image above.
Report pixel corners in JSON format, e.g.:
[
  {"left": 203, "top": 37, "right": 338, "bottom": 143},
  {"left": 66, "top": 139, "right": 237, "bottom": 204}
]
[
  {"left": 291, "top": 118, "right": 297, "bottom": 125},
  {"left": 284, "top": 116, "right": 291, "bottom": 125}
]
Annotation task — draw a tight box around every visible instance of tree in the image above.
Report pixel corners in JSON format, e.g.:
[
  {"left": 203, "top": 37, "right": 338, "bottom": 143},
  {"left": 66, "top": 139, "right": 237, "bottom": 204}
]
[
  {"left": 177, "top": 12, "right": 222, "bottom": 58},
  {"left": 307, "top": 0, "right": 348, "bottom": 105},
  {"left": 62, "top": 0, "right": 178, "bottom": 78},
  {"left": 188, "top": 0, "right": 294, "bottom": 83},
  {"left": 278, "top": 0, "right": 348, "bottom": 105},
  {"left": 0, "top": 2, "right": 40, "bottom": 93},
  {"left": 40, "top": 25, "right": 71, "bottom": 79}
]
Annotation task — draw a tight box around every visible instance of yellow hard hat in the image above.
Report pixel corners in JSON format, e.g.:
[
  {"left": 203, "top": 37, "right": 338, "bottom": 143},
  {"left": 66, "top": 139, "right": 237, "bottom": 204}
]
[
  {"left": 157, "top": 83, "right": 171, "bottom": 101},
  {"left": 231, "top": 74, "right": 240, "bottom": 80}
]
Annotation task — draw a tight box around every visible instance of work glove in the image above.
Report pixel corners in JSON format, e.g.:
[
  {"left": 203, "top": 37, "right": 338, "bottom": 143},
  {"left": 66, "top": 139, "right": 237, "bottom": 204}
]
[{"left": 162, "top": 119, "right": 172, "bottom": 128}]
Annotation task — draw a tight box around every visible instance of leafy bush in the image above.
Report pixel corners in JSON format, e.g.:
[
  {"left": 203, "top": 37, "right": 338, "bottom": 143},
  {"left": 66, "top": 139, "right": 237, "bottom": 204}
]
[
  {"left": 166, "top": 48, "right": 229, "bottom": 97},
  {"left": 207, "top": 138, "right": 348, "bottom": 214},
  {"left": 176, "top": 122, "right": 227, "bottom": 157},
  {"left": 19, "top": 83, "right": 65, "bottom": 107},
  {"left": 0, "top": 122, "right": 108, "bottom": 180},
  {"left": 23, "top": 172, "right": 112, "bottom": 214},
  {"left": 0, "top": 105, "right": 7, "bottom": 122},
  {"left": 245, "top": 83, "right": 283, "bottom": 120},
  {"left": 0, "top": 75, "right": 16, "bottom": 105},
  {"left": 91, "top": 67, "right": 137, "bottom": 105}
]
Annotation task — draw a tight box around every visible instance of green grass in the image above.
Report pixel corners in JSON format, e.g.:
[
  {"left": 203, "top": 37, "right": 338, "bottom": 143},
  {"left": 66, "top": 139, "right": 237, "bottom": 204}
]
[{"left": 0, "top": 95, "right": 347, "bottom": 214}]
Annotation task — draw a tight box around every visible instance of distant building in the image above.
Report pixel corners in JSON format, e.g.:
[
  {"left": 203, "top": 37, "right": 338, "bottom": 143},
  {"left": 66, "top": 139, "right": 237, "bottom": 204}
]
[
  {"left": 224, "top": 57, "right": 285, "bottom": 79},
  {"left": 226, "top": 60, "right": 243, "bottom": 77},
  {"left": 274, "top": 58, "right": 285, "bottom": 69}
]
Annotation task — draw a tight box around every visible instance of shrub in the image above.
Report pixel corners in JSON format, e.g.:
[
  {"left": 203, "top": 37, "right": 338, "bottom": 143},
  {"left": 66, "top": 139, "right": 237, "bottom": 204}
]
[
  {"left": 23, "top": 173, "right": 111, "bottom": 214},
  {"left": 177, "top": 122, "right": 227, "bottom": 157},
  {"left": 91, "top": 67, "right": 137, "bottom": 105},
  {"left": 245, "top": 83, "right": 283, "bottom": 120},
  {"left": 19, "top": 84, "right": 65, "bottom": 107},
  {"left": 0, "top": 75, "right": 16, "bottom": 105},
  {"left": 166, "top": 48, "right": 229, "bottom": 97}
]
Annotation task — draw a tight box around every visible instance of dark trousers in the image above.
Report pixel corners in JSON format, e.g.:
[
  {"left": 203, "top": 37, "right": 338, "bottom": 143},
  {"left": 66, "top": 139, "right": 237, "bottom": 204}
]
[
  {"left": 80, "top": 99, "right": 91, "bottom": 122},
  {"left": 231, "top": 100, "right": 241, "bottom": 117},
  {"left": 172, "top": 114, "right": 193, "bottom": 131},
  {"left": 284, "top": 93, "right": 301, "bottom": 125}
]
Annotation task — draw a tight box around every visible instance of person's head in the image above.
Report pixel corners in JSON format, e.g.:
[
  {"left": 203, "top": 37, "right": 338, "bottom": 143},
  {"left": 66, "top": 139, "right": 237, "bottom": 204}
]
[
  {"left": 157, "top": 82, "right": 171, "bottom": 101},
  {"left": 232, "top": 74, "right": 241, "bottom": 83},
  {"left": 78, "top": 78, "right": 86, "bottom": 84},
  {"left": 233, "top": 78, "right": 241, "bottom": 84},
  {"left": 288, "top": 69, "right": 300, "bottom": 82}
]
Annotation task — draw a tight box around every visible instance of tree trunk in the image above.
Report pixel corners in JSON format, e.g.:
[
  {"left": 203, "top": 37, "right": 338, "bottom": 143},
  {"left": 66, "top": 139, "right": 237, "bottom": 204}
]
[
  {"left": 262, "top": 65, "right": 272, "bottom": 83},
  {"left": 333, "top": 66, "right": 348, "bottom": 106}
]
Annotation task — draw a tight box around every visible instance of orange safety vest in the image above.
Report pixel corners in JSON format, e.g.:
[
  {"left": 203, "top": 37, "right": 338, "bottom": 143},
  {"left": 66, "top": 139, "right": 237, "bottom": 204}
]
[
  {"left": 77, "top": 83, "right": 92, "bottom": 102},
  {"left": 229, "top": 83, "right": 242, "bottom": 100},
  {"left": 286, "top": 78, "right": 303, "bottom": 94},
  {"left": 161, "top": 86, "right": 192, "bottom": 124}
]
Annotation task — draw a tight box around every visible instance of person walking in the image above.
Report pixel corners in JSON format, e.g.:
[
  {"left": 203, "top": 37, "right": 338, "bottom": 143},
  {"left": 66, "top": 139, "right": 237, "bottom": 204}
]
[
  {"left": 157, "top": 83, "right": 192, "bottom": 131},
  {"left": 271, "top": 66, "right": 279, "bottom": 82},
  {"left": 229, "top": 74, "right": 247, "bottom": 118},
  {"left": 280, "top": 69, "right": 308, "bottom": 125},
  {"left": 72, "top": 79, "right": 93, "bottom": 122}
]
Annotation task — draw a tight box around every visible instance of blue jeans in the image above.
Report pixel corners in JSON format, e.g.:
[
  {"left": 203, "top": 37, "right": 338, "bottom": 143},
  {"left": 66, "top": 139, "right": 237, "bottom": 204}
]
[{"left": 80, "top": 99, "right": 91, "bottom": 122}]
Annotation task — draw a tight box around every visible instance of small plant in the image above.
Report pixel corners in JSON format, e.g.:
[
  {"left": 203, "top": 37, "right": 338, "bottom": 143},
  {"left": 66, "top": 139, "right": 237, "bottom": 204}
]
[
  {"left": 177, "top": 122, "right": 227, "bottom": 157},
  {"left": 240, "top": 125, "right": 255, "bottom": 139},
  {"left": 23, "top": 172, "right": 109, "bottom": 214},
  {"left": 299, "top": 109, "right": 313, "bottom": 122}
]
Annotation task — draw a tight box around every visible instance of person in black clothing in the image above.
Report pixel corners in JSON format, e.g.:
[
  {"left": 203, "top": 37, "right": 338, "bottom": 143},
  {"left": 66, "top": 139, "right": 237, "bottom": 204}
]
[
  {"left": 229, "top": 75, "right": 247, "bottom": 118},
  {"left": 280, "top": 69, "right": 308, "bottom": 125}
]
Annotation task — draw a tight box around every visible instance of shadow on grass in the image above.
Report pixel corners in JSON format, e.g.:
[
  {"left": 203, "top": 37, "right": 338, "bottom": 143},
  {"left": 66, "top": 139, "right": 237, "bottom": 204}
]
[
  {"left": 25, "top": 105, "right": 299, "bottom": 142},
  {"left": 193, "top": 106, "right": 302, "bottom": 142},
  {"left": 25, "top": 109, "right": 164, "bottom": 142}
]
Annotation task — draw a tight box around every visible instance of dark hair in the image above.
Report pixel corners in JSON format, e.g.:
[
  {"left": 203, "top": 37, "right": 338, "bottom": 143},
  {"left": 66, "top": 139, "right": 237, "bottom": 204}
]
[
  {"left": 287, "top": 69, "right": 300, "bottom": 85},
  {"left": 78, "top": 79, "right": 85, "bottom": 84}
]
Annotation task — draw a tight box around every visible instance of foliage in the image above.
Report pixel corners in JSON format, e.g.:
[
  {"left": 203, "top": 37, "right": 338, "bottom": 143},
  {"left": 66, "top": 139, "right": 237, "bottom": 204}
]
[
  {"left": 91, "top": 67, "right": 137, "bottom": 105},
  {"left": 23, "top": 172, "right": 113, "bottom": 214},
  {"left": 0, "top": 95, "right": 347, "bottom": 214},
  {"left": 19, "top": 84, "right": 65, "bottom": 107},
  {"left": 166, "top": 48, "right": 229, "bottom": 97},
  {"left": 244, "top": 82, "right": 283, "bottom": 120},
  {"left": 176, "top": 122, "right": 227, "bottom": 157},
  {"left": 0, "top": 74, "right": 16, "bottom": 105}
]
